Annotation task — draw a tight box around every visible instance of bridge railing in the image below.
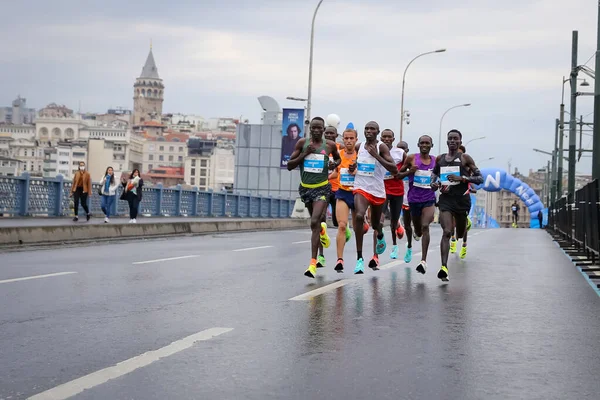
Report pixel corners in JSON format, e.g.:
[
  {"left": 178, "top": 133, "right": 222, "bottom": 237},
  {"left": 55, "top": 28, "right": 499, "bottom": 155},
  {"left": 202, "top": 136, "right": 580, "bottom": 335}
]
[
  {"left": 0, "top": 173, "right": 295, "bottom": 218},
  {"left": 550, "top": 179, "right": 599, "bottom": 260}
]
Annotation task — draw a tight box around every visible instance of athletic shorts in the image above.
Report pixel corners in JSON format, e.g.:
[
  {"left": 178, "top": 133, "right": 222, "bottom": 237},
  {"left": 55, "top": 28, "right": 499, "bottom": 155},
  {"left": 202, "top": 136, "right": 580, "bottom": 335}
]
[
  {"left": 438, "top": 193, "right": 471, "bottom": 216},
  {"left": 335, "top": 188, "right": 355, "bottom": 210},
  {"left": 298, "top": 183, "right": 331, "bottom": 205},
  {"left": 409, "top": 200, "right": 436, "bottom": 217},
  {"left": 353, "top": 189, "right": 386, "bottom": 206}
]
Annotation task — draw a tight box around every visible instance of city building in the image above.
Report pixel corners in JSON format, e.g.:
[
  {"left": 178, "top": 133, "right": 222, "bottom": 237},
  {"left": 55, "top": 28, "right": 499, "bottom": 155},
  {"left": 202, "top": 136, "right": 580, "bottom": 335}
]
[
  {"left": 142, "top": 132, "right": 188, "bottom": 173},
  {"left": 146, "top": 166, "right": 184, "bottom": 187},
  {"left": 0, "top": 156, "right": 22, "bottom": 176},
  {"left": 132, "top": 47, "right": 164, "bottom": 126},
  {"left": 0, "top": 96, "right": 36, "bottom": 125},
  {"left": 163, "top": 113, "right": 205, "bottom": 133},
  {"left": 43, "top": 141, "right": 87, "bottom": 178},
  {"left": 185, "top": 146, "right": 234, "bottom": 192}
]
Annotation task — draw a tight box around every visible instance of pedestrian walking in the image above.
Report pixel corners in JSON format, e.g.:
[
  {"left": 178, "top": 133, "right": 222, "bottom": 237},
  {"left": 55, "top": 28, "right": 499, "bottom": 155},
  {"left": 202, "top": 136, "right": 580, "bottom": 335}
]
[
  {"left": 99, "top": 166, "right": 119, "bottom": 223},
  {"left": 121, "top": 169, "right": 143, "bottom": 223},
  {"left": 71, "top": 161, "right": 92, "bottom": 222}
]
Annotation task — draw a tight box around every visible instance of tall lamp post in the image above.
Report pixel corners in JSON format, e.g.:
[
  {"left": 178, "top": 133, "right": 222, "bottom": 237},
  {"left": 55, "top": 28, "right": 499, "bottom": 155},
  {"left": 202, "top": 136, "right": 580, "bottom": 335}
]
[
  {"left": 306, "top": 0, "right": 324, "bottom": 131},
  {"left": 465, "top": 136, "right": 486, "bottom": 146},
  {"left": 399, "top": 48, "right": 447, "bottom": 141},
  {"left": 438, "top": 103, "right": 471, "bottom": 146}
]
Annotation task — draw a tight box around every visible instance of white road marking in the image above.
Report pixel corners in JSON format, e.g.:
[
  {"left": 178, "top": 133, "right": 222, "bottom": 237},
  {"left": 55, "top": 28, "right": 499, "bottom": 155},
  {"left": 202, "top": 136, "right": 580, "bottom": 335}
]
[
  {"left": 232, "top": 245, "right": 273, "bottom": 252},
  {"left": 133, "top": 255, "right": 200, "bottom": 265},
  {"left": 292, "top": 240, "right": 311, "bottom": 244},
  {"left": 28, "top": 327, "right": 233, "bottom": 400},
  {"left": 0, "top": 272, "right": 77, "bottom": 285},
  {"left": 289, "top": 280, "right": 350, "bottom": 300}
]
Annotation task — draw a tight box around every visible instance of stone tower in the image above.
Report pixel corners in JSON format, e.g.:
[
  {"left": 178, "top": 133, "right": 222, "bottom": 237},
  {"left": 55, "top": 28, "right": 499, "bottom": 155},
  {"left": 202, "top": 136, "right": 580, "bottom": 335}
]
[{"left": 132, "top": 46, "right": 164, "bottom": 125}]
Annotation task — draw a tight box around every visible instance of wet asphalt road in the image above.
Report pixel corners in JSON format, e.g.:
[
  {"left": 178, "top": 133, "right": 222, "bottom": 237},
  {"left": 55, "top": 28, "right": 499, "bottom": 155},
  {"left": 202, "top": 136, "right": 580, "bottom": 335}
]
[{"left": 1, "top": 227, "right": 600, "bottom": 399}]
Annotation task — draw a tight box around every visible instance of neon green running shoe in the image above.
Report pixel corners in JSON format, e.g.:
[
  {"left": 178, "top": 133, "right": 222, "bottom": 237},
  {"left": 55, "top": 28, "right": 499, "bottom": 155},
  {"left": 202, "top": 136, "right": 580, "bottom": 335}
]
[
  {"left": 345, "top": 226, "right": 352, "bottom": 243},
  {"left": 317, "top": 255, "right": 326, "bottom": 268},
  {"left": 320, "top": 222, "right": 330, "bottom": 248}
]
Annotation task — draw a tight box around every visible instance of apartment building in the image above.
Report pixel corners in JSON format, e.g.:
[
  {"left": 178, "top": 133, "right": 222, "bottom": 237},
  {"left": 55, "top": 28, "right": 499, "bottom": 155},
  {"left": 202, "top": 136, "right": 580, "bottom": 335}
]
[
  {"left": 43, "top": 141, "right": 88, "bottom": 178},
  {"left": 142, "top": 132, "right": 188, "bottom": 173}
]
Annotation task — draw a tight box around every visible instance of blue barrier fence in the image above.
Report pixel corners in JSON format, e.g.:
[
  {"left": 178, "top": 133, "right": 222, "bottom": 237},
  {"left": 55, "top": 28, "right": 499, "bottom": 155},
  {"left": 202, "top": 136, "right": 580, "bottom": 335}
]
[{"left": 0, "top": 173, "right": 295, "bottom": 218}]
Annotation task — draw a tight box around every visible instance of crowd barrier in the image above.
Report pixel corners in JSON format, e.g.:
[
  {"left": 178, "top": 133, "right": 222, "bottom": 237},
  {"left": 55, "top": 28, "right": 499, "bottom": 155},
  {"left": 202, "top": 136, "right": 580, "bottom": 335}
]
[
  {"left": 549, "top": 179, "right": 599, "bottom": 262},
  {"left": 0, "top": 173, "right": 295, "bottom": 219}
]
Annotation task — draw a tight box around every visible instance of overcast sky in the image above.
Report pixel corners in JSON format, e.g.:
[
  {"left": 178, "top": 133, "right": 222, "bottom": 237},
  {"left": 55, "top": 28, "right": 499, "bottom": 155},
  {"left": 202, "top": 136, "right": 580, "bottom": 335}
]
[{"left": 1, "top": 0, "right": 597, "bottom": 175}]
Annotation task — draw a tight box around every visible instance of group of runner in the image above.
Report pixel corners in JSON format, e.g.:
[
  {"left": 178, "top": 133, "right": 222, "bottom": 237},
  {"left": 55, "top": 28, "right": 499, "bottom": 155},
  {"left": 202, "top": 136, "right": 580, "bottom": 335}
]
[{"left": 287, "top": 117, "right": 483, "bottom": 282}]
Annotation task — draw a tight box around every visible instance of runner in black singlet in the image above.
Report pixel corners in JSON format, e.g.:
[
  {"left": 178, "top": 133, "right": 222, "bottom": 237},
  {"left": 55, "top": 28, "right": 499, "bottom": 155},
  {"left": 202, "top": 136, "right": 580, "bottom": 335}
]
[{"left": 431, "top": 130, "right": 483, "bottom": 281}]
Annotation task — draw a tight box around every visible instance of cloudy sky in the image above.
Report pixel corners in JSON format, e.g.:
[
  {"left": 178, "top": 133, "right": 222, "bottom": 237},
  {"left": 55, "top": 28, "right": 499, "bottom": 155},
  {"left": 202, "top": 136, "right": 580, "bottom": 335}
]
[{"left": 1, "top": 0, "right": 597, "bottom": 175}]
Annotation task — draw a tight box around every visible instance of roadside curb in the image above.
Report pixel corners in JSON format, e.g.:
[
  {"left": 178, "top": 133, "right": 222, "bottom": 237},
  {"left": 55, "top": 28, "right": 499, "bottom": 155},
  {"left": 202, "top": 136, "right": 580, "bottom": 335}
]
[{"left": 0, "top": 218, "right": 309, "bottom": 251}]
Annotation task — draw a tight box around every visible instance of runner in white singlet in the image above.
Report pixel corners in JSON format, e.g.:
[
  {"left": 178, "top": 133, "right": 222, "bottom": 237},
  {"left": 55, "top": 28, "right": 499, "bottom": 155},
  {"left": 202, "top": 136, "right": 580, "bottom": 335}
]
[{"left": 352, "top": 121, "right": 400, "bottom": 274}]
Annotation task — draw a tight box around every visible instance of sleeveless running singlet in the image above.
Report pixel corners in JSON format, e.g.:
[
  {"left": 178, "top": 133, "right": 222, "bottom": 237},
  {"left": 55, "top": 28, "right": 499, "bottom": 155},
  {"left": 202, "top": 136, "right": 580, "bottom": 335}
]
[
  {"left": 407, "top": 154, "right": 436, "bottom": 203},
  {"left": 300, "top": 139, "right": 329, "bottom": 188},
  {"left": 384, "top": 147, "right": 405, "bottom": 196},
  {"left": 336, "top": 148, "right": 357, "bottom": 192},
  {"left": 354, "top": 141, "right": 387, "bottom": 199},
  {"left": 437, "top": 153, "right": 469, "bottom": 196}
]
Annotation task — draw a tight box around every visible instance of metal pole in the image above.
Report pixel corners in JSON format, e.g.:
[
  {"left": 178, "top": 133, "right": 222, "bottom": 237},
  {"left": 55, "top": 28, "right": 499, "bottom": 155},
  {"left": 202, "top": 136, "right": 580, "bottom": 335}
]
[
  {"left": 568, "top": 30, "right": 578, "bottom": 196},
  {"left": 438, "top": 104, "right": 471, "bottom": 147},
  {"left": 546, "top": 160, "right": 551, "bottom": 206},
  {"left": 306, "top": 0, "right": 324, "bottom": 130},
  {"left": 551, "top": 118, "right": 558, "bottom": 206},
  {"left": 399, "top": 49, "right": 446, "bottom": 142},
  {"left": 593, "top": 1, "right": 600, "bottom": 180},
  {"left": 558, "top": 101, "right": 565, "bottom": 197}
]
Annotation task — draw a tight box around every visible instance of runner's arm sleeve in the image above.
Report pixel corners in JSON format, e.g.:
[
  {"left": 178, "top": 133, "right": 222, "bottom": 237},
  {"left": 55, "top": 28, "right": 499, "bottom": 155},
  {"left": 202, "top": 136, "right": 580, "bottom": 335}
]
[{"left": 462, "top": 155, "right": 483, "bottom": 184}]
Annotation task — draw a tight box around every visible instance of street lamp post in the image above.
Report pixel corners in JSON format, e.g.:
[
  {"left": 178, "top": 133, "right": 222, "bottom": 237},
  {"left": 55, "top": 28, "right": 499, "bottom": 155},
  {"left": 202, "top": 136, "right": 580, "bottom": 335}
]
[
  {"left": 465, "top": 136, "right": 486, "bottom": 146},
  {"left": 399, "top": 49, "right": 447, "bottom": 142},
  {"left": 306, "top": 0, "right": 324, "bottom": 131},
  {"left": 438, "top": 103, "right": 471, "bottom": 146},
  {"left": 568, "top": 30, "right": 578, "bottom": 196}
]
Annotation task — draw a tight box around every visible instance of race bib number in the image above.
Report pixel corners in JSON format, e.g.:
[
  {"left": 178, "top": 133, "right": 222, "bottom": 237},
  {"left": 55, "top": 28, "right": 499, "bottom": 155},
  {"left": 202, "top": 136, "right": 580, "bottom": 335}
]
[
  {"left": 339, "top": 168, "right": 355, "bottom": 187},
  {"left": 440, "top": 166, "right": 461, "bottom": 186},
  {"left": 413, "top": 169, "right": 432, "bottom": 188},
  {"left": 512, "top": 206, "right": 517, "bottom": 212},
  {"left": 357, "top": 154, "right": 376, "bottom": 177},
  {"left": 303, "top": 153, "right": 325, "bottom": 173},
  {"left": 384, "top": 171, "right": 394, "bottom": 180}
]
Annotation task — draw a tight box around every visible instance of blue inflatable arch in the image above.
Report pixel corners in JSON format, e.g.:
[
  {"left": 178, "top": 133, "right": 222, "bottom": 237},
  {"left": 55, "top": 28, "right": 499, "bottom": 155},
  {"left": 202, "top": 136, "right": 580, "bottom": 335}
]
[{"left": 473, "top": 168, "right": 545, "bottom": 227}]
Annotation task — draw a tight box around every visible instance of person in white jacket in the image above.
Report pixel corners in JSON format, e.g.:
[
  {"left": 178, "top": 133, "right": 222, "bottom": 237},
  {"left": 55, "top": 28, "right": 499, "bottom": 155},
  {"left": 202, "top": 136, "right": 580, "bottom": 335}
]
[{"left": 99, "top": 166, "right": 119, "bottom": 223}]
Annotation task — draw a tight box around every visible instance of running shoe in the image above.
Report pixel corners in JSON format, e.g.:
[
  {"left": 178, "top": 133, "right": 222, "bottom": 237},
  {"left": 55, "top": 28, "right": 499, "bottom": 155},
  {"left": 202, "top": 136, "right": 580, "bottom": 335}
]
[
  {"left": 316, "top": 255, "right": 326, "bottom": 268},
  {"left": 416, "top": 260, "right": 427, "bottom": 274},
  {"left": 345, "top": 226, "right": 352, "bottom": 243},
  {"left": 438, "top": 265, "right": 449, "bottom": 281},
  {"left": 368, "top": 256, "right": 380, "bottom": 271},
  {"left": 450, "top": 239, "right": 457, "bottom": 254},
  {"left": 413, "top": 232, "right": 422, "bottom": 242},
  {"left": 363, "top": 222, "right": 370, "bottom": 234},
  {"left": 390, "top": 245, "right": 399, "bottom": 259},
  {"left": 354, "top": 258, "right": 365, "bottom": 274},
  {"left": 335, "top": 258, "right": 344, "bottom": 273},
  {"left": 396, "top": 224, "right": 405, "bottom": 240},
  {"left": 375, "top": 234, "right": 386, "bottom": 255},
  {"left": 404, "top": 244, "right": 413, "bottom": 263},
  {"left": 320, "top": 222, "right": 330, "bottom": 248},
  {"left": 460, "top": 245, "right": 467, "bottom": 259},
  {"left": 304, "top": 262, "right": 317, "bottom": 278},
  {"left": 466, "top": 216, "right": 472, "bottom": 231}
]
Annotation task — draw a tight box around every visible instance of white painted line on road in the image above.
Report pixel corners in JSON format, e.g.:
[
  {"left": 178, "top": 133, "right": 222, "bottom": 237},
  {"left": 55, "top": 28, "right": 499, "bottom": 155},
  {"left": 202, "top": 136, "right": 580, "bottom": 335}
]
[
  {"left": 232, "top": 245, "right": 273, "bottom": 252},
  {"left": 28, "top": 327, "right": 233, "bottom": 400},
  {"left": 289, "top": 280, "right": 350, "bottom": 301},
  {"left": 0, "top": 272, "right": 77, "bottom": 285},
  {"left": 292, "top": 240, "right": 311, "bottom": 244},
  {"left": 133, "top": 255, "right": 199, "bottom": 265}
]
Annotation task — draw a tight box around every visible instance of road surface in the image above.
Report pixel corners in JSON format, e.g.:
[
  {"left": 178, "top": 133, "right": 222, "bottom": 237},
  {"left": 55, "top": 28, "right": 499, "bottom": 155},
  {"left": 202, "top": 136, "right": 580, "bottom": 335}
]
[{"left": 1, "top": 227, "right": 599, "bottom": 399}]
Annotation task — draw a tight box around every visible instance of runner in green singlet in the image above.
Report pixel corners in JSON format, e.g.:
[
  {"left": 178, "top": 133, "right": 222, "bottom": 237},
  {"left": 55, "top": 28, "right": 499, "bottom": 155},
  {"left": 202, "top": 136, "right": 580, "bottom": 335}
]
[{"left": 287, "top": 117, "right": 341, "bottom": 278}]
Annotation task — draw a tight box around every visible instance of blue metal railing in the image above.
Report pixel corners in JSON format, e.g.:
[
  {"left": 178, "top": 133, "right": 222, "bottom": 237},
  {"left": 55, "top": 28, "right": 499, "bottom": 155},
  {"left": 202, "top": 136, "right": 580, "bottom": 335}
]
[{"left": 0, "top": 173, "right": 295, "bottom": 218}]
